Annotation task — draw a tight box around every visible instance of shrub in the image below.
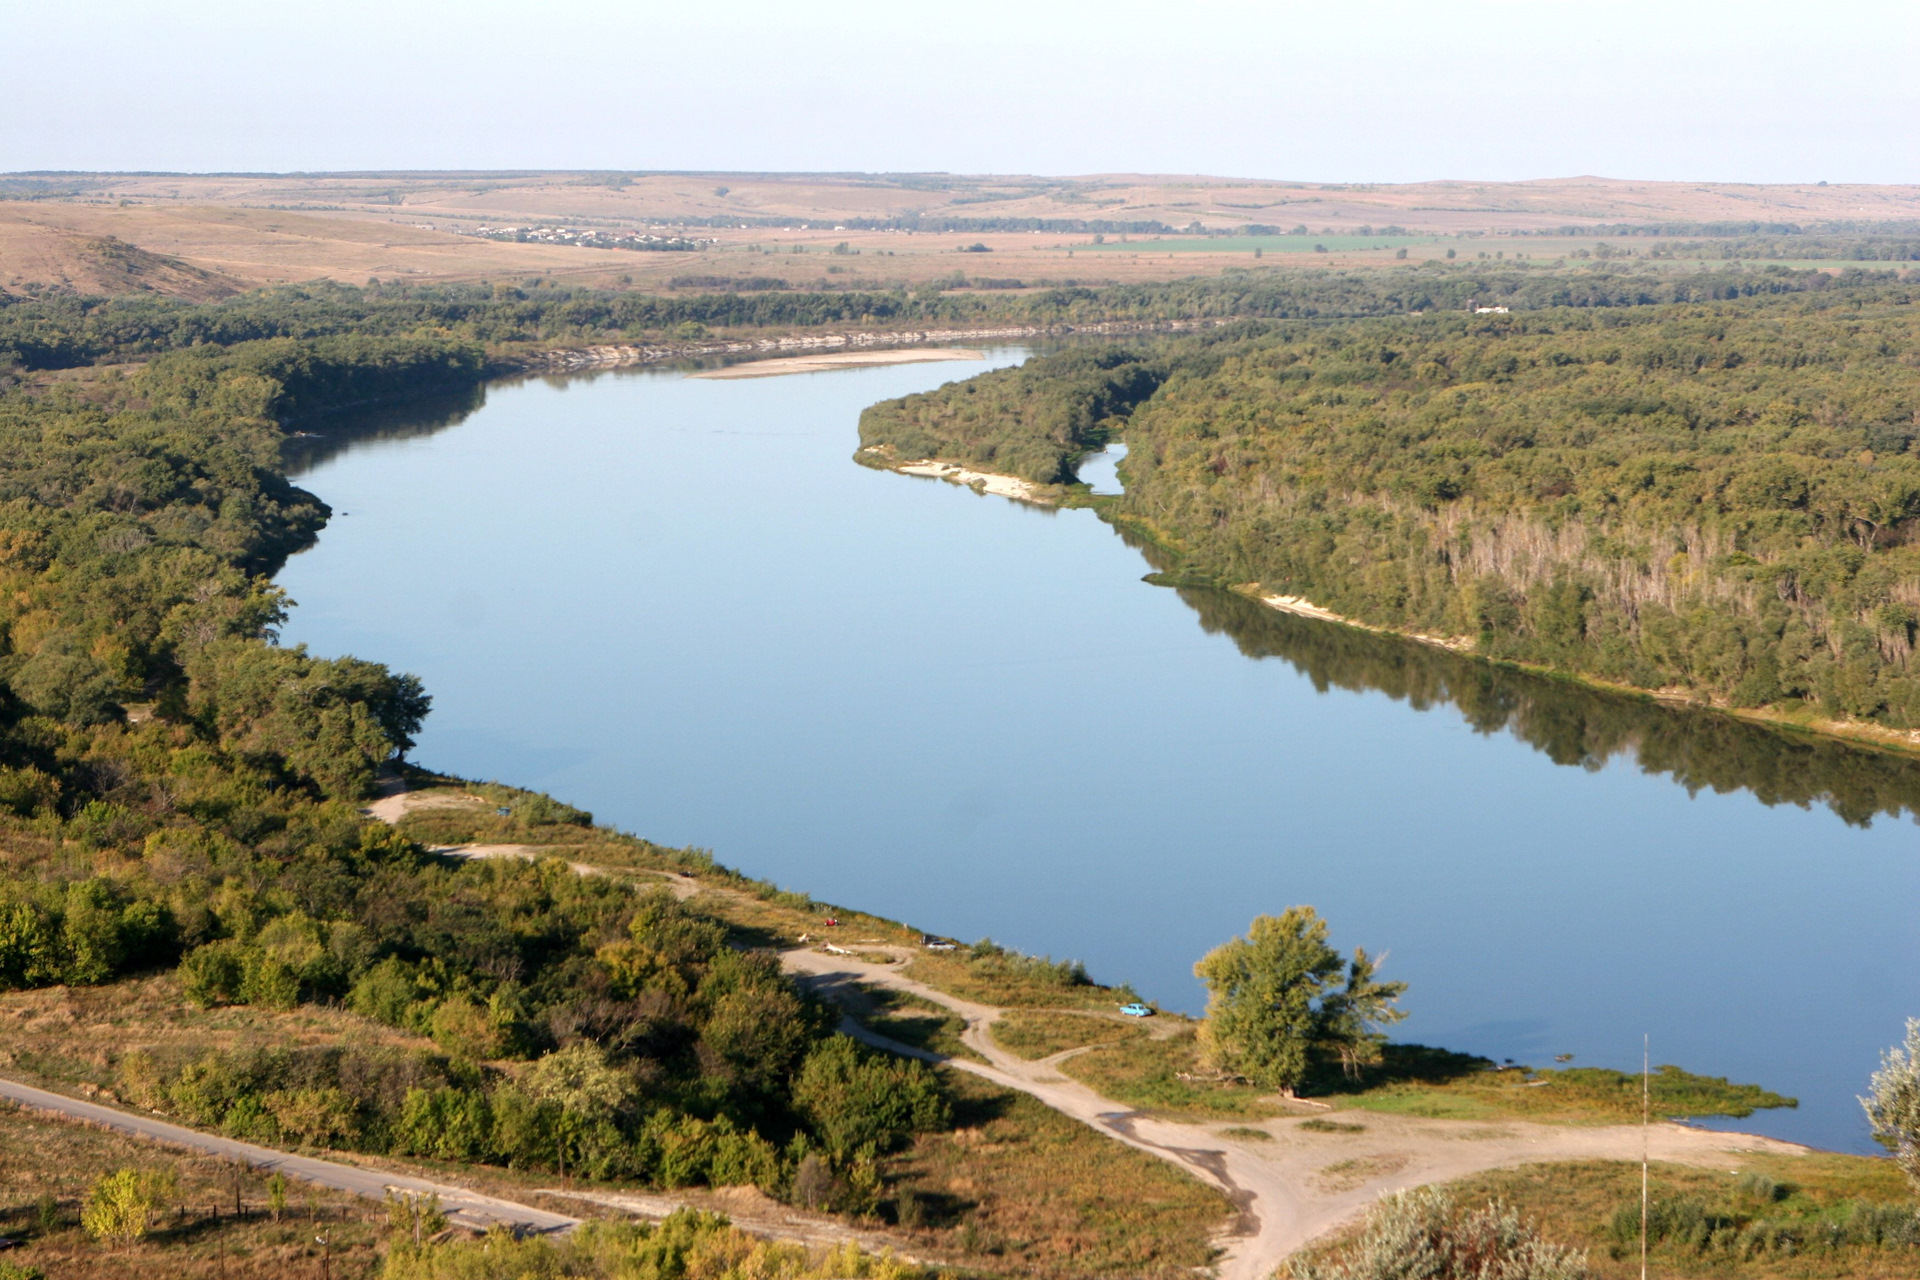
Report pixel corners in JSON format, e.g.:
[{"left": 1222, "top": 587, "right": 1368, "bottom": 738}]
[
  {"left": 793, "top": 1036, "right": 949, "bottom": 1162},
  {"left": 178, "top": 939, "right": 248, "bottom": 1007},
  {"left": 80, "top": 1167, "right": 174, "bottom": 1246},
  {"left": 1292, "top": 1187, "right": 1590, "bottom": 1280}
]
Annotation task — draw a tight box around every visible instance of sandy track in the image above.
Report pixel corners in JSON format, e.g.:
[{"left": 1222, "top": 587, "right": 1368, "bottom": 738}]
[
  {"left": 367, "top": 787, "right": 1808, "bottom": 1276},
  {"left": 784, "top": 947, "right": 1808, "bottom": 1280}
]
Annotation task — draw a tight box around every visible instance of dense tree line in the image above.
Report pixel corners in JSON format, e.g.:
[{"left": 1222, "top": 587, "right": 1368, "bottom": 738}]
[
  {"left": 859, "top": 287, "right": 1920, "bottom": 734},
  {"left": 1, "top": 266, "right": 1885, "bottom": 374}
]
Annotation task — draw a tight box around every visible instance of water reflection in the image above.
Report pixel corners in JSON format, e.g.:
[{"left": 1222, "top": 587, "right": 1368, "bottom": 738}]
[
  {"left": 1172, "top": 583, "right": 1920, "bottom": 829},
  {"left": 281, "top": 384, "right": 488, "bottom": 473}
]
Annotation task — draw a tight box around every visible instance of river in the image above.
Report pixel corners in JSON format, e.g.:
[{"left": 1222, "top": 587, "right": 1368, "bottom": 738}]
[{"left": 276, "top": 351, "right": 1920, "bottom": 1153}]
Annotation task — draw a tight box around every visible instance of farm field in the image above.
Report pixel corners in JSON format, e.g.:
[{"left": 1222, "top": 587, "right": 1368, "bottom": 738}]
[{"left": 5, "top": 171, "right": 1920, "bottom": 298}]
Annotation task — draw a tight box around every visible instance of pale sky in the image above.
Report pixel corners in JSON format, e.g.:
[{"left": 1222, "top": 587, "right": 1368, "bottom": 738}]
[{"left": 8, "top": 0, "right": 1917, "bottom": 183}]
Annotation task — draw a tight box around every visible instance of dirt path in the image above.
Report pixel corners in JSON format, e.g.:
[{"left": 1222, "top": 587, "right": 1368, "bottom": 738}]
[
  {"left": 784, "top": 947, "right": 1809, "bottom": 1280},
  {"left": 0, "top": 1075, "right": 578, "bottom": 1235},
  {"left": 368, "top": 787, "right": 1810, "bottom": 1276}
]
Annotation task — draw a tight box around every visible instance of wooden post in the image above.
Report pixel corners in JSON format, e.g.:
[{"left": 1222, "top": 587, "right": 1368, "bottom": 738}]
[{"left": 1641, "top": 1033, "right": 1649, "bottom": 1280}]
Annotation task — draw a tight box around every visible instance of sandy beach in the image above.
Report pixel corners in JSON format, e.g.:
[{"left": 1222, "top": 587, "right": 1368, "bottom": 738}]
[
  {"left": 690, "top": 347, "right": 986, "bottom": 379},
  {"left": 877, "top": 454, "right": 1054, "bottom": 504}
]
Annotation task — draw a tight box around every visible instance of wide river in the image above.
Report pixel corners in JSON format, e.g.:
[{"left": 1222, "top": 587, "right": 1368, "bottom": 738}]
[{"left": 279, "top": 351, "right": 1920, "bottom": 1153}]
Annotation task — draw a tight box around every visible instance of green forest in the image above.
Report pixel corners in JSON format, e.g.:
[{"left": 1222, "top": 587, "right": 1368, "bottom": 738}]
[
  {"left": 858, "top": 284, "right": 1920, "bottom": 735},
  {"left": 6, "top": 263, "right": 1920, "bottom": 1273},
  {"left": 0, "top": 328, "right": 949, "bottom": 1213},
  {"left": 0, "top": 263, "right": 1879, "bottom": 373}
]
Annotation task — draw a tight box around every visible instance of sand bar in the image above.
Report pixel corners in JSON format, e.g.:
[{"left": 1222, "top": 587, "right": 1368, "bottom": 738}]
[{"left": 690, "top": 347, "right": 986, "bottom": 379}]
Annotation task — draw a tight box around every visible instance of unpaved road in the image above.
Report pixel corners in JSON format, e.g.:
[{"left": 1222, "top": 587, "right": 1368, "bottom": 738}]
[
  {"left": 366, "top": 785, "right": 1813, "bottom": 1277},
  {"left": 0, "top": 1075, "right": 578, "bottom": 1234},
  {"left": 785, "top": 947, "right": 1811, "bottom": 1280}
]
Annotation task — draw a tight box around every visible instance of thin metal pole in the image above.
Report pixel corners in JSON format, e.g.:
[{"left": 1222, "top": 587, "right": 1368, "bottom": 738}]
[{"left": 1642, "top": 1033, "right": 1650, "bottom": 1280}]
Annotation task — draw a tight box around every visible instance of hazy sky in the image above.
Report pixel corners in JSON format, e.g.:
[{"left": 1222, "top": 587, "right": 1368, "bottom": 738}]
[{"left": 9, "top": 0, "right": 1917, "bottom": 183}]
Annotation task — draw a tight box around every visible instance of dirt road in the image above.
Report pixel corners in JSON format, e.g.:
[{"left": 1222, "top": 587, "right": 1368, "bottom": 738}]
[
  {"left": 0, "top": 1075, "right": 578, "bottom": 1234},
  {"left": 362, "top": 786, "right": 1811, "bottom": 1277},
  {"left": 785, "top": 947, "right": 1808, "bottom": 1280}
]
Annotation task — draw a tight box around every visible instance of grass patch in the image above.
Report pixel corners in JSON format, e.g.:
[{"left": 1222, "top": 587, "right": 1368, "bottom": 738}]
[
  {"left": 886, "top": 1070, "right": 1232, "bottom": 1277},
  {"left": 1057, "top": 1027, "right": 1277, "bottom": 1121},
  {"left": 1432, "top": 1158, "right": 1920, "bottom": 1279},
  {"left": 0, "top": 974, "right": 436, "bottom": 1097},
  {"left": 1316, "top": 1154, "right": 1409, "bottom": 1192},
  {"left": 1297, "top": 1118, "right": 1366, "bottom": 1134},
  {"left": 905, "top": 945, "right": 1133, "bottom": 1011},
  {"left": 1218, "top": 1126, "right": 1273, "bottom": 1141},
  {"left": 0, "top": 1100, "right": 384, "bottom": 1280},
  {"left": 860, "top": 988, "right": 981, "bottom": 1063},
  {"left": 1333, "top": 1055, "right": 1795, "bottom": 1125},
  {"left": 990, "top": 1010, "right": 1146, "bottom": 1060}
]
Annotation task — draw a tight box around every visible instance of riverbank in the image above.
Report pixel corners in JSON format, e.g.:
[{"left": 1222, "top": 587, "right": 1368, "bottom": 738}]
[
  {"left": 492, "top": 317, "right": 1213, "bottom": 378},
  {"left": 1238, "top": 584, "right": 1920, "bottom": 760},
  {"left": 367, "top": 781, "right": 1829, "bottom": 1280},
  {"left": 691, "top": 347, "right": 986, "bottom": 379}
]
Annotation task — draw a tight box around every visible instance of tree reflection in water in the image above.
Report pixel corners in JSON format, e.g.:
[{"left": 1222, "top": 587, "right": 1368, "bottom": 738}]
[{"left": 1173, "top": 584, "right": 1920, "bottom": 830}]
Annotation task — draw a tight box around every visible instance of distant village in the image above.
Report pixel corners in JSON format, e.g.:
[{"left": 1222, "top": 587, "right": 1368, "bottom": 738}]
[{"left": 449, "top": 224, "right": 715, "bottom": 252}]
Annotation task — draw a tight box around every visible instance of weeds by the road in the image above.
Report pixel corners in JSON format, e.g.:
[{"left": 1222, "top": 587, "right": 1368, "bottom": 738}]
[
  {"left": 989, "top": 1010, "right": 1145, "bottom": 1060},
  {"left": 0, "top": 1100, "right": 382, "bottom": 1279},
  {"left": 1432, "top": 1158, "right": 1920, "bottom": 1279},
  {"left": 853, "top": 989, "right": 983, "bottom": 1064},
  {"left": 885, "top": 1072, "right": 1230, "bottom": 1277},
  {"left": 1060, "top": 1027, "right": 1278, "bottom": 1120}
]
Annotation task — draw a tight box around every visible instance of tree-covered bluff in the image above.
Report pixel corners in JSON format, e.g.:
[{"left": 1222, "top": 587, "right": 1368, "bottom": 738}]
[
  {"left": 0, "top": 329, "right": 958, "bottom": 1214},
  {"left": 858, "top": 288, "right": 1920, "bottom": 735}
]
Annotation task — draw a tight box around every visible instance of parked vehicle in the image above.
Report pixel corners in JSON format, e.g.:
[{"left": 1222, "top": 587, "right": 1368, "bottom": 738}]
[{"left": 1119, "top": 1002, "right": 1154, "bottom": 1018}]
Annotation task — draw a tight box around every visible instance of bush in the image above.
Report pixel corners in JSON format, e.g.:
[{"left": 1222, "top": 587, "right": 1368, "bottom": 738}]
[
  {"left": 379, "top": 1210, "right": 926, "bottom": 1280},
  {"left": 80, "top": 1167, "right": 174, "bottom": 1246},
  {"left": 1293, "top": 1187, "right": 1590, "bottom": 1280},
  {"left": 793, "top": 1036, "right": 949, "bottom": 1162}
]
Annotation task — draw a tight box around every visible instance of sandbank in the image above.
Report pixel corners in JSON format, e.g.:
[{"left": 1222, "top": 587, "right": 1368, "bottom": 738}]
[{"left": 690, "top": 347, "right": 985, "bottom": 379}]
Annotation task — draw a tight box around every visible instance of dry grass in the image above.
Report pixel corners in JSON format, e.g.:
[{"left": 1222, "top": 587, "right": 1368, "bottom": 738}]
[
  {"left": 0, "top": 1099, "right": 385, "bottom": 1279},
  {"left": 898, "top": 951, "right": 1128, "bottom": 1012},
  {"left": 989, "top": 1010, "right": 1145, "bottom": 1060},
  {"left": 1058, "top": 1028, "right": 1278, "bottom": 1121},
  {"left": 885, "top": 1071, "right": 1230, "bottom": 1277},
  {"left": 1425, "top": 1157, "right": 1920, "bottom": 1280},
  {"left": 0, "top": 974, "right": 436, "bottom": 1097}
]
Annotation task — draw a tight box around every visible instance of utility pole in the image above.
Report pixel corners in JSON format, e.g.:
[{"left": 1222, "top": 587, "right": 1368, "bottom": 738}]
[
  {"left": 1641, "top": 1033, "right": 1650, "bottom": 1280},
  {"left": 317, "top": 1231, "right": 332, "bottom": 1280}
]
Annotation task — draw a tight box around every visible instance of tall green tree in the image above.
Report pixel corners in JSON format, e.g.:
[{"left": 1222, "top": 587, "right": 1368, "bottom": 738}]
[{"left": 1194, "top": 907, "right": 1405, "bottom": 1094}]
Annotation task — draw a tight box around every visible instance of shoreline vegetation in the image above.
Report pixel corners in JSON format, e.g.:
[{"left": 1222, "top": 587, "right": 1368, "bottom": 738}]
[
  {"left": 856, "top": 287, "right": 1920, "bottom": 763},
  {"left": 1, "top": 267, "right": 1917, "bottom": 1274}
]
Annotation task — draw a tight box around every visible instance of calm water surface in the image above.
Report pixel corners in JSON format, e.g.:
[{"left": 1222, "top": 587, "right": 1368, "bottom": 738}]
[{"left": 278, "top": 354, "right": 1920, "bottom": 1153}]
